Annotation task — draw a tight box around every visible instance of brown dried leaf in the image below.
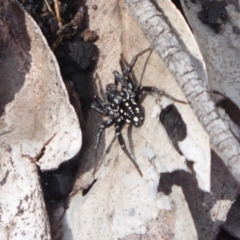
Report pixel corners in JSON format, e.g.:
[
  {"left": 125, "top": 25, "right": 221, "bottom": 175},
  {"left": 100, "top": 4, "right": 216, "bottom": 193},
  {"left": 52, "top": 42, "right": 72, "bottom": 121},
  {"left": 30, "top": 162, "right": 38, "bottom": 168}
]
[{"left": 61, "top": 1, "right": 210, "bottom": 239}]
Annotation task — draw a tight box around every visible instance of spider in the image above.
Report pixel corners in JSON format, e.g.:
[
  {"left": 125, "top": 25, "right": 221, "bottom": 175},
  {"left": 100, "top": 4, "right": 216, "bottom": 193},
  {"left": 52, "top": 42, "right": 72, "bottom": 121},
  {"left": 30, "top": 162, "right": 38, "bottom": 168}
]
[{"left": 91, "top": 49, "right": 186, "bottom": 176}]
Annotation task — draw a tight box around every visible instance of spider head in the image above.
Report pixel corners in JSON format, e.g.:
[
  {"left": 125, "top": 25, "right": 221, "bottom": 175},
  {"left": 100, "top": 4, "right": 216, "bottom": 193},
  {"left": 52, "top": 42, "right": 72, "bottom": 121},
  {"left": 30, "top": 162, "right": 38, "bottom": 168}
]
[{"left": 106, "top": 84, "right": 122, "bottom": 108}]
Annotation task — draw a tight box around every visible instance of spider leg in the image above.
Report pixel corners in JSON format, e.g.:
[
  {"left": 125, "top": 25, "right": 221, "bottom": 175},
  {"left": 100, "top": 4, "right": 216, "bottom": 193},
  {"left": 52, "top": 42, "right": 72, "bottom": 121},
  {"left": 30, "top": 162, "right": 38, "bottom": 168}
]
[
  {"left": 94, "top": 94, "right": 107, "bottom": 108},
  {"left": 138, "top": 86, "right": 187, "bottom": 104},
  {"left": 95, "top": 118, "right": 115, "bottom": 149},
  {"left": 91, "top": 95, "right": 110, "bottom": 115},
  {"left": 113, "top": 69, "right": 137, "bottom": 91},
  {"left": 122, "top": 48, "right": 152, "bottom": 76},
  {"left": 119, "top": 48, "right": 153, "bottom": 91},
  {"left": 113, "top": 70, "right": 127, "bottom": 87},
  {"left": 91, "top": 104, "right": 108, "bottom": 115},
  {"left": 115, "top": 121, "right": 143, "bottom": 176}
]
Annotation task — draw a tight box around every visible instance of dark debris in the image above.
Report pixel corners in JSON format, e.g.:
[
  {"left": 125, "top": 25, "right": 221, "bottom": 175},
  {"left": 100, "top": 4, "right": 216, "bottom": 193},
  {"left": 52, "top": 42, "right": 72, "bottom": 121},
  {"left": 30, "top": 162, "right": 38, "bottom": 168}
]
[
  {"left": 159, "top": 104, "right": 187, "bottom": 155},
  {"left": 198, "top": 0, "right": 228, "bottom": 33},
  {"left": 39, "top": 160, "right": 77, "bottom": 200}
]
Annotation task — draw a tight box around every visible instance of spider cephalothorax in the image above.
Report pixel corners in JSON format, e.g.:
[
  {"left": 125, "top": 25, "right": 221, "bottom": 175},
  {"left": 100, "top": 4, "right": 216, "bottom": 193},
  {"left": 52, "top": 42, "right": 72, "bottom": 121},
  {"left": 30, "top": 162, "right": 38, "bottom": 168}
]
[{"left": 92, "top": 49, "right": 186, "bottom": 176}]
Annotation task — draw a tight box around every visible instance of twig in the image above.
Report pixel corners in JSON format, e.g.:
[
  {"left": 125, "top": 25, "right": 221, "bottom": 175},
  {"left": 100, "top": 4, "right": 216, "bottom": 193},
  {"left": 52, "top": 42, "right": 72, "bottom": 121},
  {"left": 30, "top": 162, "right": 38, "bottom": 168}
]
[
  {"left": 53, "top": 0, "right": 61, "bottom": 21},
  {"left": 44, "top": 0, "right": 54, "bottom": 15}
]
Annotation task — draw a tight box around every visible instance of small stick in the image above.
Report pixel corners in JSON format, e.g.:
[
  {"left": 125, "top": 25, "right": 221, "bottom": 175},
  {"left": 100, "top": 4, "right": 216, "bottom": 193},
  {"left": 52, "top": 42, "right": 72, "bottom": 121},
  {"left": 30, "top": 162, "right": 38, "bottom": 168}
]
[
  {"left": 53, "top": 0, "right": 61, "bottom": 22},
  {"left": 44, "top": 0, "right": 54, "bottom": 15}
]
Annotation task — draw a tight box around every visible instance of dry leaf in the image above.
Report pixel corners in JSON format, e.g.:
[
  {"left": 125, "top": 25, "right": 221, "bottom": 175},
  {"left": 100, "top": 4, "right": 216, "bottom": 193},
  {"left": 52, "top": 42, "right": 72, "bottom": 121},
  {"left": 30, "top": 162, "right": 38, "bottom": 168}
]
[
  {"left": 126, "top": 0, "right": 240, "bottom": 186},
  {"left": 179, "top": 0, "right": 240, "bottom": 238},
  {"left": 60, "top": 1, "right": 213, "bottom": 239},
  {"left": 0, "top": 1, "right": 81, "bottom": 239},
  {"left": 125, "top": 0, "right": 240, "bottom": 239},
  {"left": 180, "top": 1, "right": 240, "bottom": 104}
]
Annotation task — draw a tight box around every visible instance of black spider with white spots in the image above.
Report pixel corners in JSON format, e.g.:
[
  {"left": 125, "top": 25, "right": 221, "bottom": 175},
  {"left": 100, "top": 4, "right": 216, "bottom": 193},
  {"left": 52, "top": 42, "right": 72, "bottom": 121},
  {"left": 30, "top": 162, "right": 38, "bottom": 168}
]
[{"left": 92, "top": 49, "right": 186, "bottom": 176}]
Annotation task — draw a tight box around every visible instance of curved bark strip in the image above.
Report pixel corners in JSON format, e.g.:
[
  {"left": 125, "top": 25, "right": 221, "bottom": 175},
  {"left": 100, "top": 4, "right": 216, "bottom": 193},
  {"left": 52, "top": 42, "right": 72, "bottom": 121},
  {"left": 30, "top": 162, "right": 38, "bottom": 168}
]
[{"left": 126, "top": 0, "right": 240, "bottom": 184}]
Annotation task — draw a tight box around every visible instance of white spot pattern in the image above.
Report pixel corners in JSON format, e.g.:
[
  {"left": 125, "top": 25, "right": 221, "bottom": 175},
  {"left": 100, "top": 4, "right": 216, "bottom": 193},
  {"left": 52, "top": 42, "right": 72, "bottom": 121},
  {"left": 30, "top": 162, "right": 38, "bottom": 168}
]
[{"left": 133, "top": 117, "right": 139, "bottom": 122}]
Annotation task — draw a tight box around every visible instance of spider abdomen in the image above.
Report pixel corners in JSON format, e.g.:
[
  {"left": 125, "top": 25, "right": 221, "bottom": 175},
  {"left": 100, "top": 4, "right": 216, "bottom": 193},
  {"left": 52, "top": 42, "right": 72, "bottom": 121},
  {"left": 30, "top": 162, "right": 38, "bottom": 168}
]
[{"left": 119, "top": 100, "right": 144, "bottom": 126}]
